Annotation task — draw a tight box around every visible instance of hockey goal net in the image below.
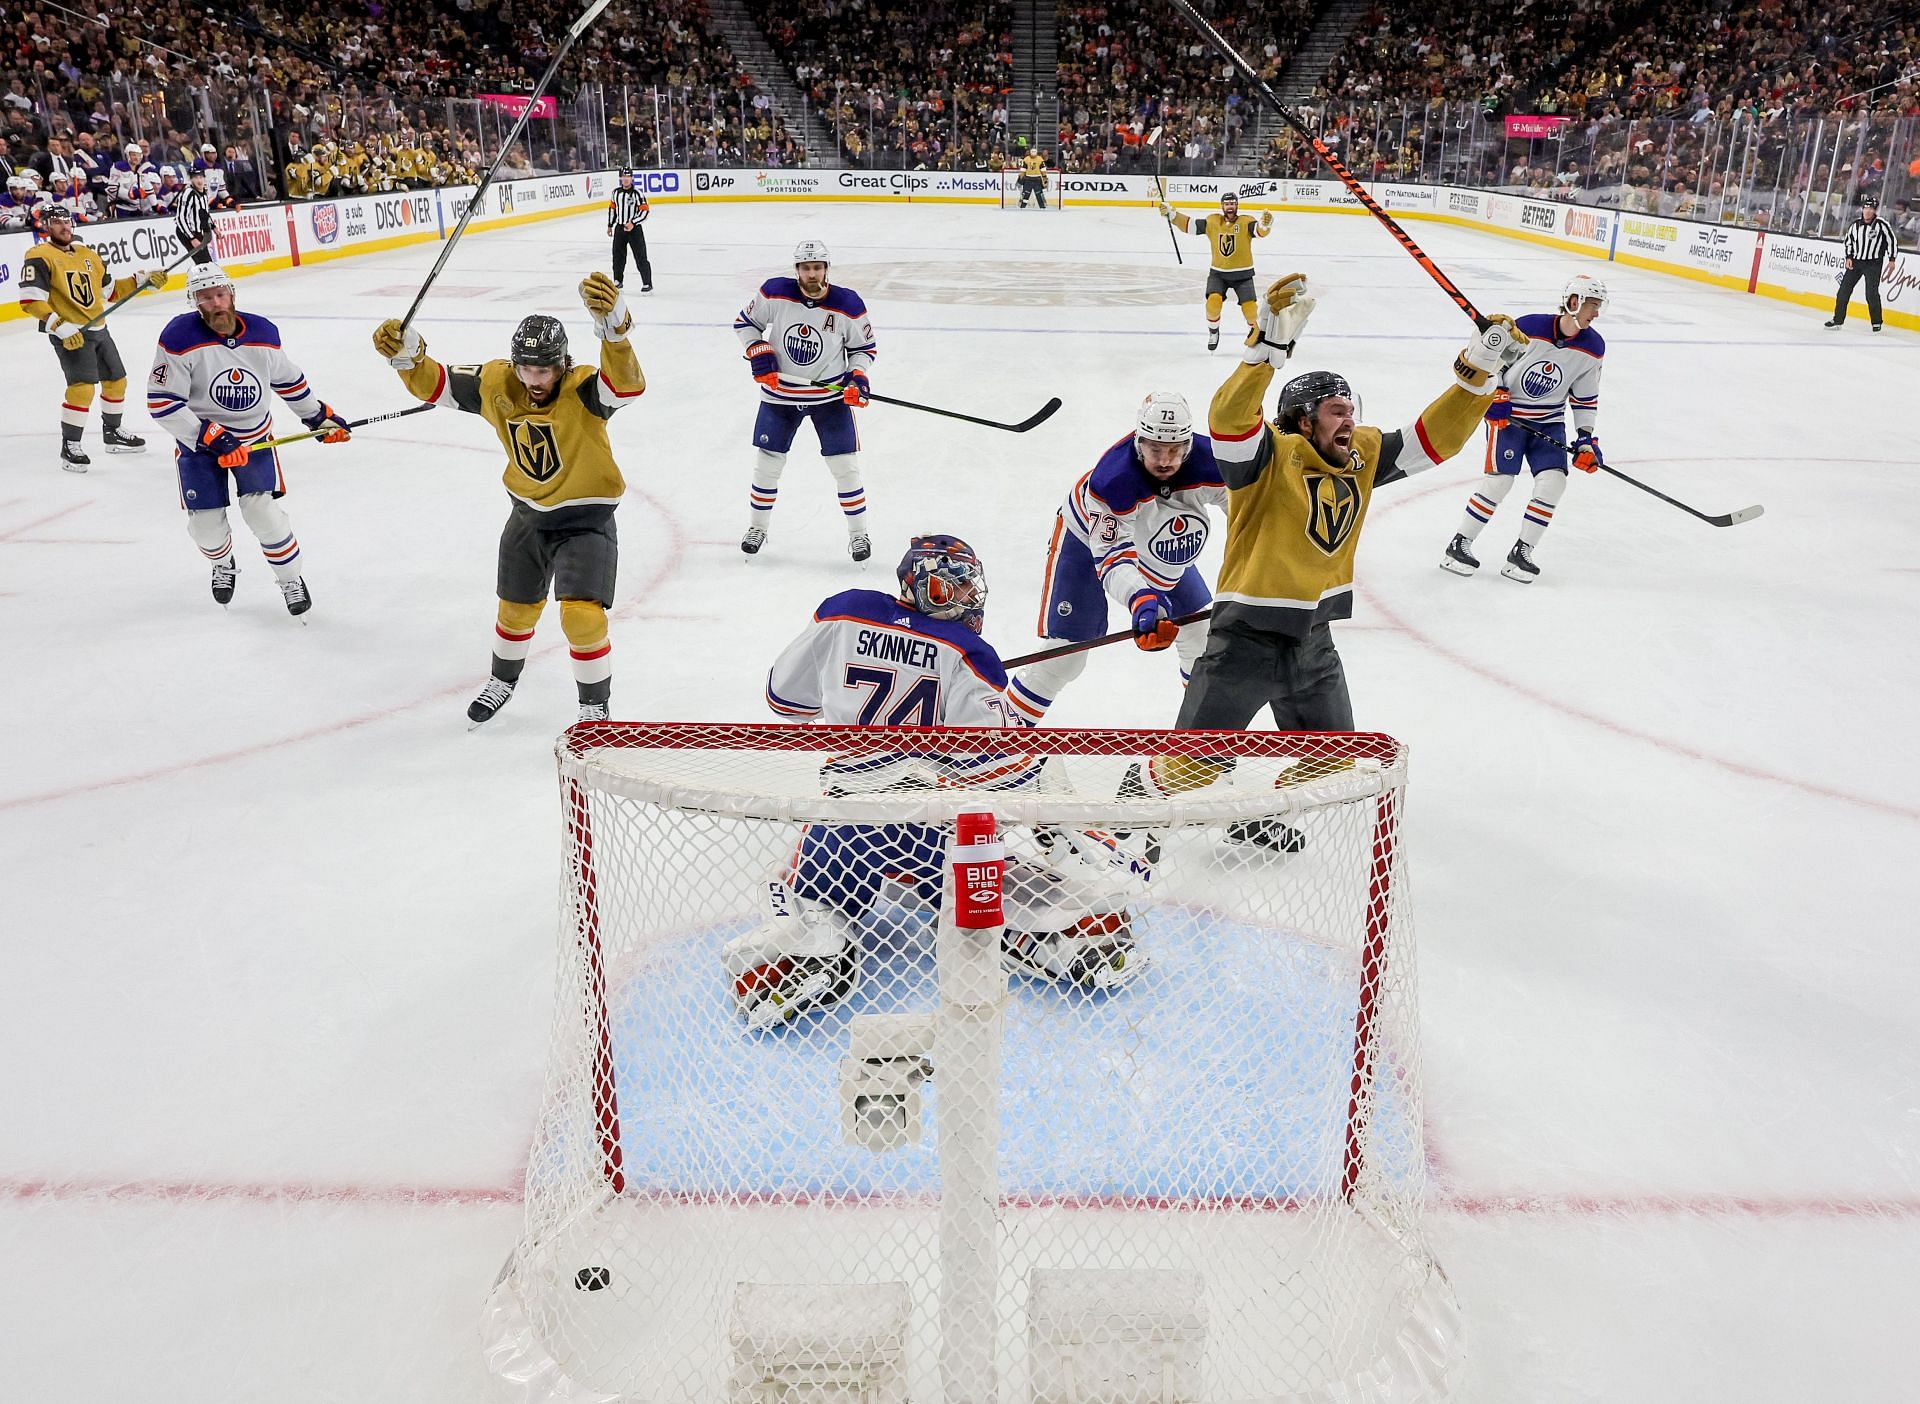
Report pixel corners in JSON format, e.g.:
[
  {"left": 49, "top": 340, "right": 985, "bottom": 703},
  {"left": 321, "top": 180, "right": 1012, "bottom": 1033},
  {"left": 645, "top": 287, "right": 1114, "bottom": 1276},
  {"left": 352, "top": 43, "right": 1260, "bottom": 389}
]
[
  {"left": 486, "top": 722, "right": 1459, "bottom": 1403},
  {"left": 1000, "top": 167, "right": 1065, "bottom": 209}
]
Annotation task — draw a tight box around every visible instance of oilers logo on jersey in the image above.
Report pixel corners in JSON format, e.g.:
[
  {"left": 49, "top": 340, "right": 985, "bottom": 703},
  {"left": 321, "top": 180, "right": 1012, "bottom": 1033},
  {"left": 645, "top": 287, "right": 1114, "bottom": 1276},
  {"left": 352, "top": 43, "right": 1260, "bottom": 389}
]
[
  {"left": 211, "top": 366, "right": 264, "bottom": 414},
  {"left": 1304, "top": 474, "right": 1361, "bottom": 555},
  {"left": 1519, "top": 360, "right": 1564, "bottom": 399},
  {"left": 782, "top": 323, "right": 823, "bottom": 366},
  {"left": 1148, "top": 513, "right": 1209, "bottom": 568}
]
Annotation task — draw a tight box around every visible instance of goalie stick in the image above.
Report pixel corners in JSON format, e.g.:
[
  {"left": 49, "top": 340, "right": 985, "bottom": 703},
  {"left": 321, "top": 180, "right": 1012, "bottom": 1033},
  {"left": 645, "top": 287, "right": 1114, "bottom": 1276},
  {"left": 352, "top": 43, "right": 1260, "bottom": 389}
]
[
  {"left": 397, "top": 0, "right": 614, "bottom": 336},
  {"left": 1149, "top": 126, "right": 1183, "bottom": 265},
  {"left": 1511, "top": 419, "right": 1765, "bottom": 527},
  {"left": 250, "top": 403, "right": 436, "bottom": 453},
  {"left": 1004, "top": 609, "right": 1213, "bottom": 669}
]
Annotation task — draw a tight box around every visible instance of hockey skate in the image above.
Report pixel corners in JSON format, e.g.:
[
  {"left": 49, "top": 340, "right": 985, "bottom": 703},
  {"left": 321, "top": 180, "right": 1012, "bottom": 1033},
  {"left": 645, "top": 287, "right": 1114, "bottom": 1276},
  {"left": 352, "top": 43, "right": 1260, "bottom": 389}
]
[
  {"left": 1226, "top": 817, "right": 1308, "bottom": 854},
  {"left": 1501, "top": 540, "right": 1540, "bottom": 583},
  {"left": 210, "top": 557, "right": 238, "bottom": 606},
  {"left": 278, "top": 576, "right": 312, "bottom": 616},
  {"left": 60, "top": 441, "right": 90, "bottom": 473},
  {"left": 1207, "top": 327, "right": 1220, "bottom": 352},
  {"left": 577, "top": 700, "right": 611, "bottom": 723},
  {"left": 1823, "top": 318, "right": 1844, "bottom": 328},
  {"left": 848, "top": 532, "right": 872, "bottom": 563},
  {"left": 722, "top": 882, "right": 858, "bottom": 1030},
  {"left": 102, "top": 426, "right": 146, "bottom": 453},
  {"left": 1440, "top": 533, "right": 1480, "bottom": 576},
  {"left": 740, "top": 526, "right": 767, "bottom": 557},
  {"left": 641, "top": 283, "right": 654, "bottom": 294},
  {"left": 467, "top": 676, "right": 517, "bottom": 728}
]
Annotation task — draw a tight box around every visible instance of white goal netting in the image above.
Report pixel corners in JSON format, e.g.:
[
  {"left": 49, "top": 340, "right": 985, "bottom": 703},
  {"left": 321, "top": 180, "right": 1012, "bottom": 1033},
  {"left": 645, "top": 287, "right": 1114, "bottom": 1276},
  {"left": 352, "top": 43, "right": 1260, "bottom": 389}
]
[
  {"left": 1000, "top": 168, "right": 1064, "bottom": 209},
  {"left": 486, "top": 723, "right": 1460, "bottom": 1404}
]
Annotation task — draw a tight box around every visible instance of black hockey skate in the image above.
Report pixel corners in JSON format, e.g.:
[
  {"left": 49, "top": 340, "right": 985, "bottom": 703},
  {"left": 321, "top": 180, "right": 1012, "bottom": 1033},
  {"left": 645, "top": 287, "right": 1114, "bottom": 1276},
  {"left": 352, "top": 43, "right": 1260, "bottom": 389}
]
[
  {"left": 210, "top": 557, "right": 238, "bottom": 606},
  {"left": 1440, "top": 533, "right": 1480, "bottom": 576},
  {"left": 467, "top": 676, "right": 517, "bottom": 728},
  {"left": 102, "top": 425, "right": 147, "bottom": 453},
  {"left": 1226, "top": 817, "right": 1308, "bottom": 854},
  {"left": 1501, "top": 541, "right": 1540, "bottom": 584},
  {"left": 60, "top": 441, "right": 90, "bottom": 473},
  {"left": 849, "top": 532, "right": 872, "bottom": 563},
  {"left": 577, "top": 700, "right": 611, "bottom": 723},
  {"left": 1207, "top": 327, "right": 1220, "bottom": 352},
  {"left": 641, "top": 283, "right": 654, "bottom": 294},
  {"left": 741, "top": 526, "right": 767, "bottom": 557},
  {"left": 278, "top": 576, "right": 312, "bottom": 616}
]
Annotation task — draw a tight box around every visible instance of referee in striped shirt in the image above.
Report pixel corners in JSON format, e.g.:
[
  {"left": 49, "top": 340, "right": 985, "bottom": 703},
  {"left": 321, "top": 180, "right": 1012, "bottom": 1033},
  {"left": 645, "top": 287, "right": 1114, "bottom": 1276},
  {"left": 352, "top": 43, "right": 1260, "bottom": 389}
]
[
  {"left": 1827, "top": 194, "right": 1896, "bottom": 332},
  {"left": 175, "top": 166, "right": 214, "bottom": 266},
  {"left": 608, "top": 171, "right": 652, "bottom": 293}
]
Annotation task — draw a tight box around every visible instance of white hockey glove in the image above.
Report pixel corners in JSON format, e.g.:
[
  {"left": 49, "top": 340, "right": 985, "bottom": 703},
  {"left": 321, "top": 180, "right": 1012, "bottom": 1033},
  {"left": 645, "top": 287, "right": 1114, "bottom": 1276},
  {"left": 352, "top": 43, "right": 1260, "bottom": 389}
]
[
  {"left": 580, "top": 271, "right": 632, "bottom": 341},
  {"left": 372, "top": 318, "right": 424, "bottom": 370},
  {"left": 1241, "top": 273, "right": 1314, "bottom": 368},
  {"left": 1453, "top": 314, "right": 1528, "bottom": 393}
]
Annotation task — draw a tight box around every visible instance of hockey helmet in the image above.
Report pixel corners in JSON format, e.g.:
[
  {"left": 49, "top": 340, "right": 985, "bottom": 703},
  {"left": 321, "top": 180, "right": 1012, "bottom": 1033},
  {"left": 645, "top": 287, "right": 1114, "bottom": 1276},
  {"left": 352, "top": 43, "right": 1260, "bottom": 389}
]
[
  {"left": 1220, "top": 191, "right": 1239, "bottom": 213},
  {"left": 18, "top": 169, "right": 41, "bottom": 190},
  {"left": 897, "top": 534, "right": 988, "bottom": 634},
  {"left": 1275, "top": 370, "right": 1355, "bottom": 433},
  {"left": 1135, "top": 390, "right": 1194, "bottom": 445},
  {"left": 793, "top": 239, "right": 831, "bottom": 267},
  {"left": 1861, "top": 193, "right": 1880, "bottom": 209},
  {"left": 509, "top": 313, "right": 570, "bottom": 367},
  {"left": 40, "top": 202, "right": 74, "bottom": 226},
  {"left": 187, "top": 262, "right": 236, "bottom": 303},
  {"left": 1560, "top": 272, "right": 1609, "bottom": 314}
]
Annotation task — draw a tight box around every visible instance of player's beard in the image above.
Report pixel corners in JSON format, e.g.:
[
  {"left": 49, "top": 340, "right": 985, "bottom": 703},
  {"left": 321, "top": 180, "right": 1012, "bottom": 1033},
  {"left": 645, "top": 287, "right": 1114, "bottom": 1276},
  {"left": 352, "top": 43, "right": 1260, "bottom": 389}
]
[{"left": 48, "top": 225, "right": 74, "bottom": 249}]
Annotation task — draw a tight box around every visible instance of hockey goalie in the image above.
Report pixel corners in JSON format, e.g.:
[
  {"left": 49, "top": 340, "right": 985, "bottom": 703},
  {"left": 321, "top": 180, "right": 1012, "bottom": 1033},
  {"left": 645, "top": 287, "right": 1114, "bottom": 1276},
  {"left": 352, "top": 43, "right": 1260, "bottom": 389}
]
[{"left": 724, "top": 533, "right": 1153, "bottom": 1028}]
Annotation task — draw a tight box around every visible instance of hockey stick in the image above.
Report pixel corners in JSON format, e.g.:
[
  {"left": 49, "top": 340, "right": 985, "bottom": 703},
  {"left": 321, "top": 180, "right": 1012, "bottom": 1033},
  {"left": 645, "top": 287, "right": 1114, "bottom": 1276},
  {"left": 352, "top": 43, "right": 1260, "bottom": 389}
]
[
  {"left": 812, "top": 381, "right": 1063, "bottom": 433},
  {"left": 1004, "top": 609, "right": 1213, "bottom": 669},
  {"left": 1149, "top": 125, "right": 1183, "bottom": 265},
  {"left": 1511, "top": 419, "right": 1765, "bottom": 527},
  {"left": 397, "top": 0, "right": 614, "bottom": 336},
  {"left": 84, "top": 243, "right": 204, "bottom": 329},
  {"left": 1163, "top": 0, "right": 1490, "bottom": 330},
  {"left": 250, "top": 403, "right": 436, "bottom": 453}
]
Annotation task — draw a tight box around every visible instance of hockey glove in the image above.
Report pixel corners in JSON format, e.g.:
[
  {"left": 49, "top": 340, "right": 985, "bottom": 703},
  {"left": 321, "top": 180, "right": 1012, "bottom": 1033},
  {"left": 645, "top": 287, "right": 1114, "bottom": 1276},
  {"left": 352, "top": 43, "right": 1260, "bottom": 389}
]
[
  {"left": 579, "top": 271, "right": 632, "bottom": 340},
  {"left": 841, "top": 370, "right": 871, "bottom": 408},
  {"left": 1484, "top": 387, "right": 1512, "bottom": 428},
  {"left": 1129, "top": 592, "right": 1178, "bottom": 652},
  {"left": 197, "top": 421, "right": 250, "bottom": 468},
  {"left": 303, "top": 404, "right": 352, "bottom": 444},
  {"left": 1156, "top": 201, "right": 1173, "bottom": 219},
  {"left": 42, "top": 316, "right": 86, "bottom": 352},
  {"left": 1572, "top": 432, "right": 1603, "bottom": 473},
  {"left": 746, "top": 340, "right": 781, "bottom": 389},
  {"left": 1242, "top": 273, "right": 1314, "bottom": 368},
  {"left": 142, "top": 268, "right": 168, "bottom": 290},
  {"left": 1454, "top": 315, "right": 1528, "bottom": 392},
  {"left": 372, "top": 318, "right": 425, "bottom": 370},
  {"left": 1259, "top": 209, "right": 1274, "bottom": 232}
]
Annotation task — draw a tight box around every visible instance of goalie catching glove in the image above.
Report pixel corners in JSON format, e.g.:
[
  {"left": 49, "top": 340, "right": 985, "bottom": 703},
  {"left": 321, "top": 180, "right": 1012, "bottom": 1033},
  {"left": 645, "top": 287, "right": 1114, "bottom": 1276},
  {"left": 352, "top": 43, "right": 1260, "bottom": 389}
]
[
  {"left": 1242, "top": 273, "right": 1314, "bottom": 369},
  {"left": 579, "top": 270, "right": 632, "bottom": 341},
  {"left": 1452, "top": 315, "right": 1528, "bottom": 392},
  {"left": 373, "top": 319, "right": 425, "bottom": 370}
]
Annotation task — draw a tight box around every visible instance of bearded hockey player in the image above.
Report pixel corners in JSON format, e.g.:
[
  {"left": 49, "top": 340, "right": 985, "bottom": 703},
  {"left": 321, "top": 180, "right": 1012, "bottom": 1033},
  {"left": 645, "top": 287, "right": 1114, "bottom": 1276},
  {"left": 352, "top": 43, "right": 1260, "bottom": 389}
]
[
  {"left": 1009, "top": 391, "right": 1227, "bottom": 723},
  {"left": 373, "top": 273, "right": 645, "bottom": 725},
  {"left": 725, "top": 534, "right": 1149, "bottom": 1028},
  {"left": 1442, "top": 273, "right": 1608, "bottom": 582},
  {"left": 1154, "top": 191, "right": 1274, "bottom": 350}
]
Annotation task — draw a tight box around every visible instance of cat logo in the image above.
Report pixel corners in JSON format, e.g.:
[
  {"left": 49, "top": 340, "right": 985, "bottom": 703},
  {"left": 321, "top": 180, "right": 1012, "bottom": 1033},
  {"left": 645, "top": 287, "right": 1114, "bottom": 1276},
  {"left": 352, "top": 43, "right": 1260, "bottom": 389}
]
[
  {"left": 1302, "top": 472, "right": 1361, "bottom": 555},
  {"left": 65, "top": 270, "right": 94, "bottom": 307},
  {"left": 508, "top": 419, "right": 562, "bottom": 482}
]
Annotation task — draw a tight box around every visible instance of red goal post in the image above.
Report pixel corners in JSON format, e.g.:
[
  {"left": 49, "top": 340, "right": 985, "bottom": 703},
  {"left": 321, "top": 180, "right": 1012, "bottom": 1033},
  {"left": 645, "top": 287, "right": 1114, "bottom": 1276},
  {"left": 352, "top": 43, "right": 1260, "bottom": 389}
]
[
  {"left": 1000, "top": 165, "right": 1065, "bottom": 208},
  {"left": 486, "top": 722, "right": 1460, "bottom": 1403}
]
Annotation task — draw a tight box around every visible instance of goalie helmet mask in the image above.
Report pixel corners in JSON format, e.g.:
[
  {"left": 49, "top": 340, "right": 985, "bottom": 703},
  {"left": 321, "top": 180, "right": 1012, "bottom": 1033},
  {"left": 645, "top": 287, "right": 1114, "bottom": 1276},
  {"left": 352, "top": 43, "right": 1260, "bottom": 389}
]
[
  {"left": 897, "top": 534, "right": 988, "bottom": 635},
  {"left": 1276, "top": 370, "right": 1356, "bottom": 434},
  {"left": 510, "top": 313, "right": 570, "bottom": 367},
  {"left": 1561, "top": 273, "right": 1609, "bottom": 315}
]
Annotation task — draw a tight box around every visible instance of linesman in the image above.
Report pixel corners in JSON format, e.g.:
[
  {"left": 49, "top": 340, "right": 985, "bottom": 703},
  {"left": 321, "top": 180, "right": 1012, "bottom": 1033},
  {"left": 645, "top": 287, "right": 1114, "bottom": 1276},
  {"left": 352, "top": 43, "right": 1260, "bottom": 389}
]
[
  {"left": 175, "top": 165, "right": 215, "bottom": 266},
  {"left": 1826, "top": 194, "right": 1896, "bottom": 332},
  {"left": 608, "top": 170, "right": 652, "bottom": 293}
]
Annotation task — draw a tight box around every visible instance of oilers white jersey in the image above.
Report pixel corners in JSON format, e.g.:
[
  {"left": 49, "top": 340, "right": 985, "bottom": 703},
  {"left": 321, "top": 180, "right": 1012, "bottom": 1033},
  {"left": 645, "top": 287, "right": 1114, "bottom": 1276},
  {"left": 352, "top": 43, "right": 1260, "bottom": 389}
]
[
  {"left": 734, "top": 277, "right": 876, "bottom": 406},
  {"left": 1063, "top": 434, "right": 1228, "bottom": 603},
  {"left": 146, "top": 310, "right": 324, "bottom": 451},
  {"left": 1503, "top": 313, "right": 1604, "bottom": 435},
  {"left": 109, "top": 160, "right": 161, "bottom": 214}
]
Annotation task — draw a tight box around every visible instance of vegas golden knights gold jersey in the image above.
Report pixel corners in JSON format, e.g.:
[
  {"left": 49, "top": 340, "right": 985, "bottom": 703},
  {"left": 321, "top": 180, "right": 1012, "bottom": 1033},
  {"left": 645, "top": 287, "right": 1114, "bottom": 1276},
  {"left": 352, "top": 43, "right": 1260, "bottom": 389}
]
[
  {"left": 18, "top": 240, "right": 138, "bottom": 324},
  {"left": 1172, "top": 211, "right": 1266, "bottom": 272}
]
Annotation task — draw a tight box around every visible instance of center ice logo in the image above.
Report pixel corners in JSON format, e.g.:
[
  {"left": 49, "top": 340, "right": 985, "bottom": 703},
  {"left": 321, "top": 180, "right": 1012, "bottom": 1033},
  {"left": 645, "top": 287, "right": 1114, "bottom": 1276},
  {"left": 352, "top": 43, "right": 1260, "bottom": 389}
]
[
  {"left": 210, "top": 366, "right": 263, "bottom": 414},
  {"left": 1519, "top": 359, "right": 1563, "bottom": 399},
  {"left": 783, "top": 323, "right": 823, "bottom": 366},
  {"left": 1148, "top": 512, "right": 1208, "bottom": 567}
]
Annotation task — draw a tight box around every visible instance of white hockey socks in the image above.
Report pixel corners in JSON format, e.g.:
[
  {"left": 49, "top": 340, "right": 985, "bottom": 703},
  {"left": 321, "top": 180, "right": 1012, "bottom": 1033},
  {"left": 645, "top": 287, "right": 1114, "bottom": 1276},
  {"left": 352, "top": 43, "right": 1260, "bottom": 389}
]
[
  {"left": 186, "top": 508, "right": 235, "bottom": 565},
  {"left": 1008, "top": 649, "right": 1088, "bottom": 724},
  {"left": 238, "top": 492, "right": 302, "bottom": 583},
  {"left": 747, "top": 449, "right": 786, "bottom": 528},
  {"left": 1175, "top": 618, "right": 1209, "bottom": 685},
  {"left": 825, "top": 454, "right": 866, "bottom": 537},
  {"left": 1517, "top": 468, "right": 1568, "bottom": 549},
  {"left": 1457, "top": 473, "right": 1517, "bottom": 543}
]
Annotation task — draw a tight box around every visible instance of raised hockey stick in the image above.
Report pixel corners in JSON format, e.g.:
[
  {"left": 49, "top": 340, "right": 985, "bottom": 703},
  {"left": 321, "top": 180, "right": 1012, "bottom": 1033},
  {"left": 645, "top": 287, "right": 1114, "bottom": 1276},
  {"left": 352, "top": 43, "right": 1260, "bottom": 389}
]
[
  {"left": 1511, "top": 419, "right": 1765, "bottom": 527},
  {"left": 812, "top": 381, "right": 1063, "bottom": 433},
  {"left": 396, "top": 0, "right": 614, "bottom": 337},
  {"left": 84, "top": 243, "right": 205, "bottom": 329},
  {"left": 1004, "top": 609, "right": 1213, "bottom": 669},
  {"left": 1149, "top": 126, "right": 1183, "bottom": 265},
  {"left": 1163, "top": 0, "right": 1491, "bottom": 331},
  {"left": 250, "top": 403, "right": 436, "bottom": 453}
]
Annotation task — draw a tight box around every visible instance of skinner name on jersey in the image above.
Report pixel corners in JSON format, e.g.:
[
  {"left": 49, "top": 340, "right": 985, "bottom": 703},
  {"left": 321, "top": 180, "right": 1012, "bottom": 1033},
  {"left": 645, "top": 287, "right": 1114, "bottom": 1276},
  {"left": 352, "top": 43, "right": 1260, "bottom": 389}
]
[{"left": 856, "top": 628, "right": 940, "bottom": 669}]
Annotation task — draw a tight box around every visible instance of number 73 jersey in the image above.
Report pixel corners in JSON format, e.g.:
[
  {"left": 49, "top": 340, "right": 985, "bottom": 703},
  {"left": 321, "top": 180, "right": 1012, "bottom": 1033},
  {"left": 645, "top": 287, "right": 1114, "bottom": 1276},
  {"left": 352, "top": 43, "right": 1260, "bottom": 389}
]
[{"left": 766, "top": 588, "right": 1020, "bottom": 728}]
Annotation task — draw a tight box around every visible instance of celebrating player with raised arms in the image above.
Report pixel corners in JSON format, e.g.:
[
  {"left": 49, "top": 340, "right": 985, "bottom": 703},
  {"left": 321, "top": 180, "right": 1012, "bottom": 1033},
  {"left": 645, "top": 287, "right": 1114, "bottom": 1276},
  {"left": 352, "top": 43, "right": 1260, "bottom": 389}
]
[
  {"left": 1008, "top": 391, "right": 1227, "bottom": 723},
  {"left": 373, "top": 273, "right": 644, "bottom": 725},
  {"left": 1441, "top": 273, "right": 1608, "bottom": 582},
  {"left": 726, "top": 535, "right": 1148, "bottom": 1028},
  {"left": 147, "top": 264, "right": 352, "bottom": 615},
  {"left": 733, "top": 240, "right": 878, "bottom": 561},
  {"left": 1155, "top": 191, "right": 1274, "bottom": 350}
]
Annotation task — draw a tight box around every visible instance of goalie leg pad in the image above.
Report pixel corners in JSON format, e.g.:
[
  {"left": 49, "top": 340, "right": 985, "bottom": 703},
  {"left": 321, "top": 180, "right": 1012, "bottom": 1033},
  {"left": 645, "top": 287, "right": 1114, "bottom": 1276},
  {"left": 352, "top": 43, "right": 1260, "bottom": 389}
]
[
  {"left": 722, "top": 880, "right": 858, "bottom": 1029},
  {"left": 1004, "top": 911, "right": 1146, "bottom": 992}
]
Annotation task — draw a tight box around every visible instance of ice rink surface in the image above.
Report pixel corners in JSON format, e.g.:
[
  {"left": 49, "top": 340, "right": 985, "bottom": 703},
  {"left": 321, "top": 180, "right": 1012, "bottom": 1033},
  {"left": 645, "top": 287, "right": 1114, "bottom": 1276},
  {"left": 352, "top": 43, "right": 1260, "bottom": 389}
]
[{"left": 2, "top": 196, "right": 1916, "bottom": 1401}]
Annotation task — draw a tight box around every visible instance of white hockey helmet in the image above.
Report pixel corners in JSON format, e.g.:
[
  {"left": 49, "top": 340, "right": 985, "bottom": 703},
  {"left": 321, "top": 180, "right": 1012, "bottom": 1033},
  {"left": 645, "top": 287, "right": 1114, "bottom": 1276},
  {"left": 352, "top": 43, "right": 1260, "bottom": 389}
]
[
  {"left": 1135, "top": 390, "right": 1195, "bottom": 445},
  {"left": 1561, "top": 272, "right": 1609, "bottom": 314},
  {"left": 186, "top": 262, "right": 236, "bottom": 302},
  {"left": 793, "top": 239, "right": 831, "bottom": 267},
  {"left": 18, "top": 169, "right": 41, "bottom": 190}
]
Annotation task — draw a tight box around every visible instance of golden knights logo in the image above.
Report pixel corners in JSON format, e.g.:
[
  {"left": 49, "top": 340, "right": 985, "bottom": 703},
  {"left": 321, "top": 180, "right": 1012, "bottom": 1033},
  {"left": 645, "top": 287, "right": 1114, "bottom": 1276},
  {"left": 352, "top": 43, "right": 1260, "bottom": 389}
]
[
  {"left": 1302, "top": 472, "right": 1361, "bottom": 555},
  {"left": 508, "top": 419, "right": 562, "bottom": 481},
  {"left": 1217, "top": 230, "right": 1237, "bottom": 258},
  {"left": 66, "top": 270, "right": 94, "bottom": 307}
]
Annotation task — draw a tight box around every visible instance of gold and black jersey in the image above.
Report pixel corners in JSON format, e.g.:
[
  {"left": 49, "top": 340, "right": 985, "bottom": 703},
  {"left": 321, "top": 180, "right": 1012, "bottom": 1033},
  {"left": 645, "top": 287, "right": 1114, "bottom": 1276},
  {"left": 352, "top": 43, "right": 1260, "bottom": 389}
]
[
  {"left": 1172, "top": 211, "right": 1267, "bottom": 272},
  {"left": 18, "top": 240, "right": 137, "bottom": 325},
  {"left": 1021, "top": 152, "right": 1047, "bottom": 178},
  {"left": 397, "top": 345, "right": 645, "bottom": 511}
]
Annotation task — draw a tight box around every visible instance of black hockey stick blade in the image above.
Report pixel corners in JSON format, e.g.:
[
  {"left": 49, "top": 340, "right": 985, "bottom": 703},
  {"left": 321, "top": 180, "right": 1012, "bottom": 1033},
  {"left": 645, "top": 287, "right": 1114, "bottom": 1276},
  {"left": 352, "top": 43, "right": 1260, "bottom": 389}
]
[
  {"left": 850, "top": 389, "right": 1062, "bottom": 433},
  {"left": 1512, "top": 421, "right": 1764, "bottom": 528},
  {"left": 1004, "top": 608, "right": 1213, "bottom": 669}
]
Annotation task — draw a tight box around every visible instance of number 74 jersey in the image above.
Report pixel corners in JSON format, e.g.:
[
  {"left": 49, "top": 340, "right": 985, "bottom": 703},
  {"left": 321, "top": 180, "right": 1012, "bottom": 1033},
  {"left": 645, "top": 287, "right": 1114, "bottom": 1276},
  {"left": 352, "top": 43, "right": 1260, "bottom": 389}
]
[{"left": 766, "top": 588, "right": 1020, "bottom": 728}]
